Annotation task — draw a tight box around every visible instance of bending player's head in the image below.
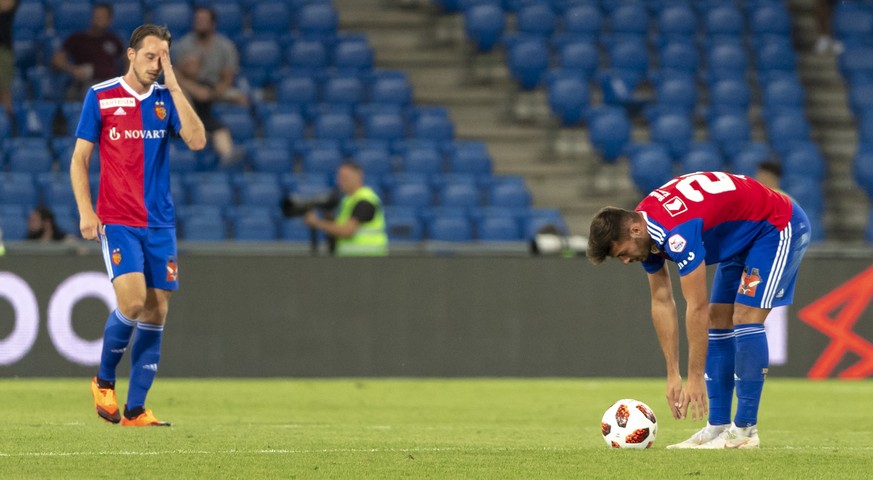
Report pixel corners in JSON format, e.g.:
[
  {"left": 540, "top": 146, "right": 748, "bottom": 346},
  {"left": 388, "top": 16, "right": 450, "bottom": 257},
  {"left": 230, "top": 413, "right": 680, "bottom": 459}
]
[
  {"left": 126, "top": 25, "right": 172, "bottom": 88},
  {"left": 587, "top": 207, "right": 648, "bottom": 265}
]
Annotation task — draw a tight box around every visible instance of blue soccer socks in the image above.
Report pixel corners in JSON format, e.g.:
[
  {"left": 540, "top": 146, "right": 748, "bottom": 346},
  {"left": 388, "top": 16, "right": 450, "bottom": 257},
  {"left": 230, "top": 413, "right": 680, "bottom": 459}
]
[
  {"left": 97, "top": 309, "right": 136, "bottom": 383},
  {"left": 126, "top": 322, "right": 164, "bottom": 411},
  {"left": 706, "top": 328, "right": 736, "bottom": 426},
  {"left": 734, "top": 323, "right": 768, "bottom": 428}
]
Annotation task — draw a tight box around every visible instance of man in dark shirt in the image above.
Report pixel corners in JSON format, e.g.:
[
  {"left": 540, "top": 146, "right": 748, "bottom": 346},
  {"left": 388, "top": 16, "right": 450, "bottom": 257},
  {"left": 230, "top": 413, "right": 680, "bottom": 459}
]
[{"left": 52, "top": 3, "right": 124, "bottom": 99}]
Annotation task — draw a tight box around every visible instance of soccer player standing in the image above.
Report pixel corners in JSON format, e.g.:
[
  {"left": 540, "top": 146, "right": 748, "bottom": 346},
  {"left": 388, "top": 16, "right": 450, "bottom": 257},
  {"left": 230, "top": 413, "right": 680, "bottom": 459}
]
[
  {"left": 587, "top": 171, "right": 811, "bottom": 448},
  {"left": 70, "top": 24, "right": 206, "bottom": 426}
]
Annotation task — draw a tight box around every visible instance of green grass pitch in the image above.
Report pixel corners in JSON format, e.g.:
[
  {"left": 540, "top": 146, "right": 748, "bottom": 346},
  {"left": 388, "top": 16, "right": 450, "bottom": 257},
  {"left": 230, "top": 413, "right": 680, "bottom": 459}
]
[{"left": 1, "top": 378, "right": 871, "bottom": 479}]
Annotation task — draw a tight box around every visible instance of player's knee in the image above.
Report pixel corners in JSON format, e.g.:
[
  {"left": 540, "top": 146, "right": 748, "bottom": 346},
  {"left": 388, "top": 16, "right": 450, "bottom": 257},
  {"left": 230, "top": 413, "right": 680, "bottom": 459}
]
[
  {"left": 117, "top": 300, "right": 145, "bottom": 320},
  {"left": 143, "top": 303, "right": 169, "bottom": 324}
]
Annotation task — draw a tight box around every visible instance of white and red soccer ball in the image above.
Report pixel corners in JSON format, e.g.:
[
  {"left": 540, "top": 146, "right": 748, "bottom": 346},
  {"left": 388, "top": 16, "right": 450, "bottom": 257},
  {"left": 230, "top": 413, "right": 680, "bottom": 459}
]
[{"left": 601, "top": 399, "right": 658, "bottom": 449}]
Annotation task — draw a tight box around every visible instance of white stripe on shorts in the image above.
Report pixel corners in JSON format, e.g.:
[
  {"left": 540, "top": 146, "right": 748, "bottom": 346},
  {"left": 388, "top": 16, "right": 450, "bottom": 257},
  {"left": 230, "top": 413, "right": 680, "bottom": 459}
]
[
  {"left": 761, "top": 222, "right": 791, "bottom": 309},
  {"left": 100, "top": 233, "right": 115, "bottom": 281}
]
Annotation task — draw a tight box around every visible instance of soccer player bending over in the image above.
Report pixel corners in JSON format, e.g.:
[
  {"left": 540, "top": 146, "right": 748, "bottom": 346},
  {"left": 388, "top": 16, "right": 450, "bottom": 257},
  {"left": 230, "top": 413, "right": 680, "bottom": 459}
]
[
  {"left": 70, "top": 24, "right": 206, "bottom": 426},
  {"left": 587, "top": 171, "right": 810, "bottom": 449}
]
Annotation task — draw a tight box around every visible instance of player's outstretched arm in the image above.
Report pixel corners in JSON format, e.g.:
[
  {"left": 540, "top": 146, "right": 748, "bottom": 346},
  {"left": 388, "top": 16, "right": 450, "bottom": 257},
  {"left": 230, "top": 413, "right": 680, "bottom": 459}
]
[
  {"left": 160, "top": 50, "right": 206, "bottom": 151},
  {"left": 70, "top": 139, "right": 102, "bottom": 241},
  {"left": 647, "top": 266, "right": 682, "bottom": 420},
  {"left": 678, "top": 263, "right": 710, "bottom": 421}
]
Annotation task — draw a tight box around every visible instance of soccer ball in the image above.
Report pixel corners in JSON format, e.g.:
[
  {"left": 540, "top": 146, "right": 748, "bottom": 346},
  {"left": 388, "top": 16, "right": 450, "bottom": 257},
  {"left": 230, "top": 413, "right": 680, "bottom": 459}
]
[{"left": 601, "top": 399, "right": 658, "bottom": 449}]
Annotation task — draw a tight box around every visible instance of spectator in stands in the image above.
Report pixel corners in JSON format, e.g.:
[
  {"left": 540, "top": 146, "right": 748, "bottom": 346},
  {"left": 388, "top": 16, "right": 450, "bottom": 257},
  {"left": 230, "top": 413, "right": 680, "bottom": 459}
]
[
  {"left": 172, "top": 6, "right": 247, "bottom": 166},
  {"left": 0, "top": 0, "right": 18, "bottom": 114},
  {"left": 814, "top": 0, "right": 843, "bottom": 55},
  {"left": 51, "top": 3, "right": 125, "bottom": 99},
  {"left": 755, "top": 160, "right": 783, "bottom": 191},
  {"left": 303, "top": 162, "right": 388, "bottom": 256},
  {"left": 26, "top": 205, "right": 71, "bottom": 241}
]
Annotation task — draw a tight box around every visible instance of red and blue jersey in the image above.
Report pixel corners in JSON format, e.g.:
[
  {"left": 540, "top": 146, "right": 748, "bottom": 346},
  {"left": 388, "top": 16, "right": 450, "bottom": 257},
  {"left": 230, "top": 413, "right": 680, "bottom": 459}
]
[
  {"left": 637, "top": 172, "right": 793, "bottom": 276},
  {"left": 76, "top": 77, "right": 182, "bottom": 228}
]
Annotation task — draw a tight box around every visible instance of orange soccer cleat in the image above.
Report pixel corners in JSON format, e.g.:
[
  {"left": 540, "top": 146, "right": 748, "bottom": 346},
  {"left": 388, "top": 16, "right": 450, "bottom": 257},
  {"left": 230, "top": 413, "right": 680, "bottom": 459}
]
[
  {"left": 90, "top": 377, "right": 121, "bottom": 424},
  {"left": 121, "top": 407, "right": 171, "bottom": 427}
]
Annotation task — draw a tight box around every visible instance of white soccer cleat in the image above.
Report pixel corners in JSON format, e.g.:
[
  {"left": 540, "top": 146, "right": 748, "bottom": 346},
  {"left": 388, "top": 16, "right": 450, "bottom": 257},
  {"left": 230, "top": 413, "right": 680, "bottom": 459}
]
[
  {"left": 697, "top": 423, "right": 760, "bottom": 449},
  {"left": 666, "top": 423, "right": 729, "bottom": 449}
]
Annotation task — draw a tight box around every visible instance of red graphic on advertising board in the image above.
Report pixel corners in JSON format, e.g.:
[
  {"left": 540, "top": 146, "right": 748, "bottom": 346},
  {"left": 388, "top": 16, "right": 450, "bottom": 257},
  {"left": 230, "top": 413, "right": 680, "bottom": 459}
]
[{"left": 797, "top": 266, "right": 873, "bottom": 379}]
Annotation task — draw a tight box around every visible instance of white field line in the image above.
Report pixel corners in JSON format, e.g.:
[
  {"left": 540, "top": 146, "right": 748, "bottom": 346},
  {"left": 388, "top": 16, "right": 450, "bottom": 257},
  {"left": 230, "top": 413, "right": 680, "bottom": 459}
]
[{"left": 2, "top": 445, "right": 873, "bottom": 458}]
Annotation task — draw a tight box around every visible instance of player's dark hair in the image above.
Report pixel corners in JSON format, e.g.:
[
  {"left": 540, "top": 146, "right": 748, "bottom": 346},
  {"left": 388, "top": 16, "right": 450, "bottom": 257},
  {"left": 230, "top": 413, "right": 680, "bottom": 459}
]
[
  {"left": 129, "top": 24, "right": 172, "bottom": 51},
  {"left": 587, "top": 207, "right": 640, "bottom": 265},
  {"left": 757, "top": 160, "right": 782, "bottom": 179}
]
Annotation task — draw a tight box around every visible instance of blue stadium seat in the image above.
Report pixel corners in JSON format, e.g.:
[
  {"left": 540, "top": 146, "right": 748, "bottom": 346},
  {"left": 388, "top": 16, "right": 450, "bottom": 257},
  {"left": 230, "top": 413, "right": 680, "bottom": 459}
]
[
  {"left": 657, "top": 4, "right": 696, "bottom": 44},
  {"left": 476, "top": 214, "right": 520, "bottom": 241},
  {"left": 263, "top": 111, "right": 306, "bottom": 141},
  {"left": 296, "top": 3, "right": 339, "bottom": 39},
  {"left": 523, "top": 207, "right": 568, "bottom": 238},
  {"left": 234, "top": 172, "right": 283, "bottom": 207},
  {"left": 362, "top": 110, "right": 406, "bottom": 143},
  {"left": 401, "top": 147, "right": 443, "bottom": 175},
  {"left": 6, "top": 142, "right": 53, "bottom": 173},
  {"left": 390, "top": 181, "right": 432, "bottom": 208},
  {"left": 332, "top": 36, "right": 374, "bottom": 73},
  {"left": 464, "top": 3, "right": 505, "bottom": 52},
  {"left": 36, "top": 172, "right": 76, "bottom": 207},
  {"left": 517, "top": 3, "right": 556, "bottom": 37},
  {"left": 302, "top": 146, "right": 343, "bottom": 175},
  {"left": 849, "top": 84, "right": 873, "bottom": 117},
  {"left": 755, "top": 40, "right": 797, "bottom": 75},
  {"left": 650, "top": 112, "right": 693, "bottom": 160},
  {"left": 439, "top": 182, "right": 480, "bottom": 208},
  {"left": 248, "top": 140, "right": 294, "bottom": 173},
  {"left": 368, "top": 70, "right": 413, "bottom": 107},
  {"left": 384, "top": 206, "right": 423, "bottom": 242},
  {"left": 186, "top": 173, "right": 233, "bottom": 207},
  {"left": 276, "top": 75, "right": 319, "bottom": 112},
  {"left": 212, "top": 1, "right": 244, "bottom": 36},
  {"left": 839, "top": 46, "right": 873, "bottom": 82},
  {"left": 152, "top": 3, "right": 193, "bottom": 37},
  {"left": 609, "top": 3, "right": 648, "bottom": 41},
  {"left": 0, "top": 204, "right": 28, "bottom": 240},
  {"left": 313, "top": 111, "right": 356, "bottom": 142},
  {"left": 487, "top": 181, "right": 531, "bottom": 208},
  {"left": 762, "top": 78, "right": 805, "bottom": 114},
  {"left": 730, "top": 142, "right": 772, "bottom": 177},
  {"left": 49, "top": 204, "right": 78, "bottom": 237},
  {"left": 60, "top": 101, "right": 83, "bottom": 134},
  {"left": 680, "top": 142, "right": 724, "bottom": 175},
  {"left": 556, "top": 41, "right": 598, "bottom": 79},
  {"left": 546, "top": 71, "right": 589, "bottom": 127},
  {"left": 0, "top": 173, "right": 38, "bottom": 208},
  {"left": 750, "top": 3, "right": 792, "bottom": 38},
  {"left": 709, "top": 113, "right": 751, "bottom": 158},
  {"left": 781, "top": 143, "right": 826, "bottom": 181},
  {"left": 703, "top": 5, "right": 743, "bottom": 39},
  {"left": 606, "top": 39, "right": 649, "bottom": 87},
  {"left": 228, "top": 206, "right": 278, "bottom": 241},
  {"left": 447, "top": 141, "right": 492, "bottom": 176},
  {"left": 12, "top": 2, "right": 45, "bottom": 36},
  {"left": 853, "top": 144, "right": 873, "bottom": 199},
  {"left": 323, "top": 75, "right": 365, "bottom": 109},
  {"left": 709, "top": 78, "right": 751, "bottom": 115},
  {"left": 286, "top": 38, "right": 329, "bottom": 75},
  {"left": 0, "top": 113, "right": 10, "bottom": 141},
  {"left": 218, "top": 108, "right": 256, "bottom": 142},
  {"left": 654, "top": 41, "right": 699, "bottom": 80},
  {"left": 353, "top": 145, "right": 394, "bottom": 178},
  {"left": 561, "top": 4, "right": 602, "bottom": 43},
  {"left": 53, "top": 3, "right": 92, "bottom": 38},
  {"left": 647, "top": 75, "right": 696, "bottom": 118},
  {"left": 630, "top": 143, "right": 673, "bottom": 194},
  {"left": 427, "top": 214, "right": 473, "bottom": 242},
  {"left": 241, "top": 38, "right": 282, "bottom": 87},
  {"left": 250, "top": 2, "right": 292, "bottom": 34},
  {"left": 178, "top": 207, "right": 227, "bottom": 241},
  {"left": 412, "top": 107, "right": 455, "bottom": 142},
  {"left": 281, "top": 218, "right": 315, "bottom": 242},
  {"left": 588, "top": 107, "right": 631, "bottom": 163},
  {"left": 15, "top": 101, "right": 58, "bottom": 138},
  {"left": 782, "top": 176, "right": 824, "bottom": 217},
  {"left": 833, "top": 3, "right": 873, "bottom": 44},
  {"left": 506, "top": 35, "right": 550, "bottom": 90},
  {"left": 169, "top": 142, "right": 198, "bottom": 174},
  {"left": 766, "top": 113, "right": 811, "bottom": 155},
  {"left": 705, "top": 42, "right": 747, "bottom": 81}
]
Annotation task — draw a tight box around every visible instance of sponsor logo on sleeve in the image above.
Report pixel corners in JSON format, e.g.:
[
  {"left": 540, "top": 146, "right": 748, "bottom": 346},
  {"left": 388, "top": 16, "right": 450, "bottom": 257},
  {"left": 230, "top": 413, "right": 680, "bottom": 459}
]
[
  {"left": 663, "top": 196, "right": 688, "bottom": 217},
  {"left": 668, "top": 234, "right": 686, "bottom": 253}
]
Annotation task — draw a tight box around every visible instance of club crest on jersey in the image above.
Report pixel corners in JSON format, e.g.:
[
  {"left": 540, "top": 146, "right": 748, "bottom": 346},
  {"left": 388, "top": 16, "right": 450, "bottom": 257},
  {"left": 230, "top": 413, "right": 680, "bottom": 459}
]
[
  {"left": 668, "top": 234, "right": 687, "bottom": 253},
  {"left": 663, "top": 196, "right": 688, "bottom": 217},
  {"left": 111, "top": 248, "right": 122, "bottom": 266},
  {"left": 154, "top": 101, "right": 167, "bottom": 121},
  {"left": 739, "top": 267, "right": 762, "bottom": 297},
  {"left": 166, "top": 257, "right": 178, "bottom": 281}
]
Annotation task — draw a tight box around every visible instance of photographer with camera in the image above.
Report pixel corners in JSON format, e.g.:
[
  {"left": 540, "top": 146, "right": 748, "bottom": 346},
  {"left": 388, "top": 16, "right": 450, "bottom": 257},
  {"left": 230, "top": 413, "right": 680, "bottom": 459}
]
[{"left": 295, "top": 162, "right": 388, "bottom": 256}]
